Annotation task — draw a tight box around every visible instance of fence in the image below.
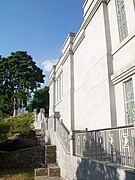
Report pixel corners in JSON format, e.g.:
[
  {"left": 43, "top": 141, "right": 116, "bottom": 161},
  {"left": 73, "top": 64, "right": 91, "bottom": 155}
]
[
  {"left": 74, "top": 125, "right": 135, "bottom": 168},
  {"left": 46, "top": 112, "right": 70, "bottom": 153},
  {"left": 55, "top": 118, "right": 70, "bottom": 153},
  {"left": 34, "top": 110, "right": 135, "bottom": 169},
  {"left": 34, "top": 108, "right": 47, "bottom": 130}
]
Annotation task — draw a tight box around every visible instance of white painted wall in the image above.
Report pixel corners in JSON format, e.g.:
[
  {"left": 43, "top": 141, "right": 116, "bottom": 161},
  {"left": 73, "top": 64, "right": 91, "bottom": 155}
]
[
  {"left": 74, "top": 4, "right": 112, "bottom": 130},
  {"left": 49, "top": 0, "right": 135, "bottom": 131},
  {"left": 108, "top": 0, "right": 135, "bottom": 75},
  {"left": 108, "top": 0, "right": 135, "bottom": 126},
  {"left": 55, "top": 56, "right": 72, "bottom": 130},
  {"left": 114, "top": 83, "right": 126, "bottom": 126}
]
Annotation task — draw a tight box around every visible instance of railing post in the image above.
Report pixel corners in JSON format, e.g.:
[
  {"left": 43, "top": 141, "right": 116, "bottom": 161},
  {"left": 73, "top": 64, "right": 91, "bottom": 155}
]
[
  {"left": 34, "top": 109, "right": 37, "bottom": 122},
  {"left": 53, "top": 112, "right": 60, "bottom": 132},
  {"left": 40, "top": 108, "right": 45, "bottom": 122},
  {"left": 70, "top": 131, "right": 75, "bottom": 156}
]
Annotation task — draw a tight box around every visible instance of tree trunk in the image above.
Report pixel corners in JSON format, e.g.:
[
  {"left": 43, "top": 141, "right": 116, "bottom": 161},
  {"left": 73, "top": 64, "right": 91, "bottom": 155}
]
[{"left": 13, "top": 97, "right": 17, "bottom": 116}]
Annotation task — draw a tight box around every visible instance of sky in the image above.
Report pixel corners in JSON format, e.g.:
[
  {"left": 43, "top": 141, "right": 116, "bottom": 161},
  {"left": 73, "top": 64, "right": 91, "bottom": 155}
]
[{"left": 0, "top": 0, "right": 84, "bottom": 86}]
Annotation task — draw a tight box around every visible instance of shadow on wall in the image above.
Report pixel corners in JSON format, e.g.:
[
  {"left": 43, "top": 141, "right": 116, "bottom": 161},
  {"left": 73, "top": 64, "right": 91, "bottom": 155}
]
[
  {"left": 75, "top": 133, "right": 135, "bottom": 180},
  {"left": 76, "top": 159, "right": 118, "bottom": 180},
  {"left": 76, "top": 159, "right": 135, "bottom": 180}
]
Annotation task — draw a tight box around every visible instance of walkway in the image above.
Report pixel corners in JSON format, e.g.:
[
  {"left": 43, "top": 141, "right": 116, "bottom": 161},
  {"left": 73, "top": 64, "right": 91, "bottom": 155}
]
[{"left": 35, "top": 176, "right": 65, "bottom": 180}]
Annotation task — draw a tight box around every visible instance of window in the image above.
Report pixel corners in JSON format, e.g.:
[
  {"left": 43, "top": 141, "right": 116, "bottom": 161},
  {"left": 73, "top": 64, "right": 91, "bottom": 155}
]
[
  {"left": 115, "top": 0, "right": 128, "bottom": 42},
  {"left": 56, "top": 73, "right": 63, "bottom": 102},
  {"left": 124, "top": 78, "right": 135, "bottom": 125}
]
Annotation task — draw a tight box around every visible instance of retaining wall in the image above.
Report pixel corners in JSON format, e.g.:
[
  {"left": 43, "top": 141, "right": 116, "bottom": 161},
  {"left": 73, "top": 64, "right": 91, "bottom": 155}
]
[{"left": 0, "top": 146, "right": 45, "bottom": 168}]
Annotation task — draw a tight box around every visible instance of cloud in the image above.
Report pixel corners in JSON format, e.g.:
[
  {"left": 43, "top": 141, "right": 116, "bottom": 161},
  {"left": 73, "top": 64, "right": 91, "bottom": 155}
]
[{"left": 41, "top": 59, "right": 58, "bottom": 72}]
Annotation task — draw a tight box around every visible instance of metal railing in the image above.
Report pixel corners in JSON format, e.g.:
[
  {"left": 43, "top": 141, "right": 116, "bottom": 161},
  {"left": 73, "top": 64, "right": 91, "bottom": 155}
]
[
  {"left": 74, "top": 125, "right": 135, "bottom": 168},
  {"left": 55, "top": 118, "right": 70, "bottom": 153},
  {"left": 46, "top": 113, "right": 70, "bottom": 153}
]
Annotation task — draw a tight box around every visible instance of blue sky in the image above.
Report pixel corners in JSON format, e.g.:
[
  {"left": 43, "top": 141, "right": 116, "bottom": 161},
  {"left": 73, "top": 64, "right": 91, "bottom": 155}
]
[{"left": 0, "top": 0, "right": 84, "bottom": 85}]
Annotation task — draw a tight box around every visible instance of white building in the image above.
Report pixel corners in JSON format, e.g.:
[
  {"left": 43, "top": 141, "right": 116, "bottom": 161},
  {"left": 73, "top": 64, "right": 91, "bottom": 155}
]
[
  {"left": 44, "top": 1, "right": 135, "bottom": 179},
  {"left": 49, "top": 0, "right": 135, "bottom": 131}
]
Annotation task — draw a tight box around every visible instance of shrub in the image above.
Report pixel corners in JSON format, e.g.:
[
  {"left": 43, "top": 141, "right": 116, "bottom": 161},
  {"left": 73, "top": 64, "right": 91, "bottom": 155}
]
[{"left": 0, "top": 112, "right": 34, "bottom": 142}]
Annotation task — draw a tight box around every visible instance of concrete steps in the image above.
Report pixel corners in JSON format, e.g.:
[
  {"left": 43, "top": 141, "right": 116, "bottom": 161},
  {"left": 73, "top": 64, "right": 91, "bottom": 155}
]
[
  {"left": 35, "top": 163, "right": 62, "bottom": 180},
  {"left": 35, "top": 129, "right": 45, "bottom": 146},
  {"left": 35, "top": 145, "right": 64, "bottom": 180}
]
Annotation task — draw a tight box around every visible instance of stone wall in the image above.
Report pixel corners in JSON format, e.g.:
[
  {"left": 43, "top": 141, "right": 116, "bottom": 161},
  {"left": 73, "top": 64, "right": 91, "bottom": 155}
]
[
  {"left": 0, "top": 146, "right": 45, "bottom": 168},
  {"left": 45, "top": 145, "right": 56, "bottom": 164}
]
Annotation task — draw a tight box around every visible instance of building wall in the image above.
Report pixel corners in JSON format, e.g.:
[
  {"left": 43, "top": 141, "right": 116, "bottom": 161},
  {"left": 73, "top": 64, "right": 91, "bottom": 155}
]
[
  {"left": 109, "top": 0, "right": 135, "bottom": 126},
  {"left": 55, "top": 56, "right": 71, "bottom": 130},
  {"left": 74, "top": 3, "right": 112, "bottom": 130},
  {"left": 49, "top": 33, "right": 75, "bottom": 130},
  {"left": 49, "top": 0, "right": 135, "bottom": 131}
]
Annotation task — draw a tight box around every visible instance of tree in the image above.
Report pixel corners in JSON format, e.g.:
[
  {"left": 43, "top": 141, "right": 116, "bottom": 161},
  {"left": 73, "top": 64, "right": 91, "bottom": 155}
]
[
  {"left": 0, "top": 51, "right": 45, "bottom": 116},
  {"left": 0, "top": 89, "right": 13, "bottom": 118},
  {"left": 27, "top": 87, "right": 49, "bottom": 115}
]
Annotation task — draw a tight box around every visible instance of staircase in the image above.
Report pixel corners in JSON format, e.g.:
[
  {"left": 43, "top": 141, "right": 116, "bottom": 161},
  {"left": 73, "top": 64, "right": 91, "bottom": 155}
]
[
  {"left": 35, "top": 163, "right": 64, "bottom": 180},
  {"left": 35, "top": 129, "right": 45, "bottom": 146},
  {"left": 34, "top": 136, "right": 64, "bottom": 180}
]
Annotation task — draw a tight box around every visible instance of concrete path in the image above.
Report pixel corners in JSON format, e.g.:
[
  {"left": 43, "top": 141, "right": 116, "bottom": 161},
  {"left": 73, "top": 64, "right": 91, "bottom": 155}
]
[{"left": 35, "top": 176, "right": 65, "bottom": 180}]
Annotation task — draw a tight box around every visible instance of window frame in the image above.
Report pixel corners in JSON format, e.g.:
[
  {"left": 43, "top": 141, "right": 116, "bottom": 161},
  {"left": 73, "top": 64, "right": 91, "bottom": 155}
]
[
  {"left": 123, "top": 78, "right": 135, "bottom": 125},
  {"left": 115, "top": 0, "right": 128, "bottom": 42},
  {"left": 56, "top": 72, "right": 63, "bottom": 103}
]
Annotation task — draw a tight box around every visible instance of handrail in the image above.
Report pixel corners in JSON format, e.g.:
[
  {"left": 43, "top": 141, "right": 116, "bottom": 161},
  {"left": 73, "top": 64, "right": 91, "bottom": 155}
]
[
  {"left": 73, "top": 124, "right": 134, "bottom": 134},
  {"left": 55, "top": 118, "right": 70, "bottom": 153}
]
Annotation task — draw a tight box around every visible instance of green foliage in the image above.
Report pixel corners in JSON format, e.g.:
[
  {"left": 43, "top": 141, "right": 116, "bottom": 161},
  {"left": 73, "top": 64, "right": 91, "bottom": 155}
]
[
  {"left": 0, "top": 51, "right": 45, "bottom": 116},
  {"left": 0, "top": 121, "right": 11, "bottom": 142},
  {"left": 0, "top": 110, "right": 10, "bottom": 120},
  {"left": 0, "top": 51, "right": 45, "bottom": 92},
  {"left": 0, "top": 112, "right": 34, "bottom": 142},
  {"left": 27, "top": 86, "right": 49, "bottom": 114},
  {"left": 0, "top": 90, "right": 13, "bottom": 117}
]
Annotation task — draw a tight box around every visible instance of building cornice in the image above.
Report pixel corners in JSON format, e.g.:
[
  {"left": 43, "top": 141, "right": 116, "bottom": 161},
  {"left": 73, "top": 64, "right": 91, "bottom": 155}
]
[
  {"left": 83, "top": 0, "right": 107, "bottom": 30},
  {"left": 106, "top": 0, "right": 111, "bottom": 4},
  {"left": 72, "top": 29, "right": 85, "bottom": 53},
  {"left": 61, "top": 48, "right": 73, "bottom": 66},
  {"left": 49, "top": 65, "right": 56, "bottom": 86},
  {"left": 111, "top": 63, "right": 135, "bottom": 85},
  {"left": 83, "top": 0, "right": 94, "bottom": 18},
  {"left": 61, "top": 32, "right": 75, "bottom": 55},
  {"left": 83, "top": 0, "right": 89, "bottom": 9},
  {"left": 50, "top": 0, "right": 108, "bottom": 81}
]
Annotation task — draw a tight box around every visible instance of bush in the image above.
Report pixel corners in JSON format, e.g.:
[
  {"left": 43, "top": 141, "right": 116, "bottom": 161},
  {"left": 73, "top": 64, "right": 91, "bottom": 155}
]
[
  {"left": 0, "top": 112, "right": 34, "bottom": 142},
  {"left": 0, "top": 111, "right": 10, "bottom": 120}
]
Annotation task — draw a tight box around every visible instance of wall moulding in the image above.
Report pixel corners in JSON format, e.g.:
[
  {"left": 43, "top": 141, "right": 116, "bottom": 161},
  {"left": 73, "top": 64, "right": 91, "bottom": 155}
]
[
  {"left": 111, "top": 64, "right": 135, "bottom": 85},
  {"left": 83, "top": 0, "right": 107, "bottom": 30}
]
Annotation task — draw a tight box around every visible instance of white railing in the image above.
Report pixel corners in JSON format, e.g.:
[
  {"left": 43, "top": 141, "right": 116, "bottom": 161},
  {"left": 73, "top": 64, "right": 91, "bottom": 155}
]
[
  {"left": 47, "top": 112, "right": 70, "bottom": 153},
  {"left": 55, "top": 118, "right": 70, "bottom": 153},
  {"left": 36, "top": 110, "right": 135, "bottom": 168},
  {"left": 34, "top": 108, "right": 47, "bottom": 130},
  {"left": 74, "top": 125, "right": 135, "bottom": 168}
]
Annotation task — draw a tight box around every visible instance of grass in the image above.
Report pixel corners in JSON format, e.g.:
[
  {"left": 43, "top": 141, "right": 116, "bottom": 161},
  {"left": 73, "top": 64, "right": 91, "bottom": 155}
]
[
  {"left": 0, "top": 113, "right": 35, "bottom": 179},
  {"left": 0, "top": 112, "right": 34, "bottom": 142},
  {"left": 0, "top": 167, "right": 34, "bottom": 180}
]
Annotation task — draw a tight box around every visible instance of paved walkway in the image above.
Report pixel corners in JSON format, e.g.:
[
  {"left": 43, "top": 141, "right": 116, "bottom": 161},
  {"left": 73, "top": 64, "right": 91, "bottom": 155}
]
[{"left": 35, "top": 176, "right": 65, "bottom": 180}]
